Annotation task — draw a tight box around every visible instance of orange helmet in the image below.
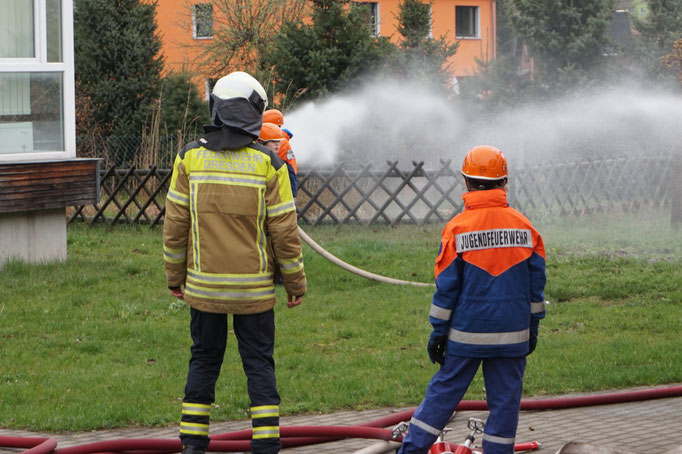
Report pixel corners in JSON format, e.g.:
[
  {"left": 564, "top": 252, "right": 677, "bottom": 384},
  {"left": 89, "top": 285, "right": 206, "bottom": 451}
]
[
  {"left": 461, "top": 145, "right": 508, "bottom": 180},
  {"left": 263, "top": 109, "right": 284, "bottom": 126},
  {"left": 259, "top": 122, "right": 283, "bottom": 142}
]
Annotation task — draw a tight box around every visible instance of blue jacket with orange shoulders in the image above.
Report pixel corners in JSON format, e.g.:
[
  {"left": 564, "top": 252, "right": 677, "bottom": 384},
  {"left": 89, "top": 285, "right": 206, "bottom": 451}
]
[{"left": 429, "top": 188, "right": 547, "bottom": 358}]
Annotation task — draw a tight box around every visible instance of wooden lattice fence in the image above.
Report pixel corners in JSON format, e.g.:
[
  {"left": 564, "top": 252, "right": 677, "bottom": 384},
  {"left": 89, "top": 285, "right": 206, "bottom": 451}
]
[
  {"left": 67, "top": 154, "right": 676, "bottom": 226},
  {"left": 68, "top": 167, "right": 171, "bottom": 226}
]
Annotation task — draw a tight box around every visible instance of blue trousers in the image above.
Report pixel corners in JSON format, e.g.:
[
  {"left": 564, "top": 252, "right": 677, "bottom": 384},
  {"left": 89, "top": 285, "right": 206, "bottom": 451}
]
[
  {"left": 180, "top": 308, "right": 281, "bottom": 454},
  {"left": 398, "top": 355, "right": 526, "bottom": 454}
]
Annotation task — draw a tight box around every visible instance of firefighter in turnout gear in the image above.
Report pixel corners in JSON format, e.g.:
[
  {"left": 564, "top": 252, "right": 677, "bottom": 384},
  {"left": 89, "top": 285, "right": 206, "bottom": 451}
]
[
  {"left": 163, "top": 71, "right": 306, "bottom": 454},
  {"left": 398, "top": 146, "right": 547, "bottom": 454}
]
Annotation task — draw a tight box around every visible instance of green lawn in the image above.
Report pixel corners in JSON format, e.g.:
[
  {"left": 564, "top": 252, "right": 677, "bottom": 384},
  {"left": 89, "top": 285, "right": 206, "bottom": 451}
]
[{"left": 0, "top": 214, "right": 680, "bottom": 431}]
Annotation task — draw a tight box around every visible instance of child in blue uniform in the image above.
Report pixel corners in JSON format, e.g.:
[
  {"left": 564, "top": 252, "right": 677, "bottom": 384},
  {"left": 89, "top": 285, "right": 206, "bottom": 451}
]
[{"left": 398, "top": 146, "right": 547, "bottom": 454}]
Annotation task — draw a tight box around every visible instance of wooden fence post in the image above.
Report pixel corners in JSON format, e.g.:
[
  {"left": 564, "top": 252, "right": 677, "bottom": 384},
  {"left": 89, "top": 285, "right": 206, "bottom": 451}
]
[{"left": 672, "top": 154, "right": 682, "bottom": 228}]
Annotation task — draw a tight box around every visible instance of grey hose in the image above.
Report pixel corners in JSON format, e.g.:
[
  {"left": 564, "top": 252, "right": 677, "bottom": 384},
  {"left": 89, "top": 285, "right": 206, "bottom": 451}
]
[
  {"left": 350, "top": 440, "right": 402, "bottom": 454},
  {"left": 298, "top": 227, "right": 435, "bottom": 288}
]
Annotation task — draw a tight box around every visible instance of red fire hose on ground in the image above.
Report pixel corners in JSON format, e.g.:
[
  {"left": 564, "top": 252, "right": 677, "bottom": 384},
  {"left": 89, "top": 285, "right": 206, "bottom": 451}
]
[
  {"left": 0, "top": 436, "right": 59, "bottom": 454},
  {"left": 1, "top": 385, "right": 681, "bottom": 453}
]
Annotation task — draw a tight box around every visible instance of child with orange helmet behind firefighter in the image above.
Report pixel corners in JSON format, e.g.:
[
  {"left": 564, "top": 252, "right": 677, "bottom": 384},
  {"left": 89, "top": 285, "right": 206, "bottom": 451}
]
[
  {"left": 258, "top": 122, "right": 298, "bottom": 197},
  {"left": 398, "top": 146, "right": 547, "bottom": 454},
  {"left": 263, "top": 109, "right": 298, "bottom": 197}
]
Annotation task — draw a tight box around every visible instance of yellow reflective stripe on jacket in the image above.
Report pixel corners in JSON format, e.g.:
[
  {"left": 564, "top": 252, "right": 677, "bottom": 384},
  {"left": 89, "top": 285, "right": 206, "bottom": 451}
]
[
  {"left": 185, "top": 283, "right": 275, "bottom": 300},
  {"left": 169, "top": 154, "right": 186, "bottom": 194},
  {"left": 278, "top": 253, "right": 304, "bottom": 274},
  {"left": 251, "top": 405, "right": 279, "bottom": 418},
  {"left": 252, "top": 426, "right": 280, "bottom": 439},
  {"left": 257, "top": 195, "right": 268, "bottom": 273},
  {"left": 267, "top": 200, "right": 296, "bottom": 217},
  {"left": 189, "top": 173, "right": 266, "bottom": 188},
  {"left": 164, "top": 245, "right": 187, "bottom": 264},
  {"left": 182, "top": 402, "right": 211, "bottom": 416},
  {"left": 179, "top": 422, "right": 209, "bottom": 436},
  {"left": 187, "top": 269, "right": 274, "bottom": 286},
  {"left": 190, "top": 182, "right": 201, "bottom": 271},
  {"left": 167, "top": 188, "right": 190, "bottom": 206}
]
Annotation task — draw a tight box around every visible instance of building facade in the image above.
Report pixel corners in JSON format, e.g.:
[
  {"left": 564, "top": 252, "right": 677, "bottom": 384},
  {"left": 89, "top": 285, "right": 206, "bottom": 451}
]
[{"left": 153, "top": 0, "right": 497, "bottom": 98}]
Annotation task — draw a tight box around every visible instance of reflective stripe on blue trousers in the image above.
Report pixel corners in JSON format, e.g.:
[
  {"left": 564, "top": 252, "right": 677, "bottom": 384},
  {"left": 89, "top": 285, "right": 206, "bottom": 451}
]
[{"left": 398, "top": 354, "right": 526, "bottom": 454}]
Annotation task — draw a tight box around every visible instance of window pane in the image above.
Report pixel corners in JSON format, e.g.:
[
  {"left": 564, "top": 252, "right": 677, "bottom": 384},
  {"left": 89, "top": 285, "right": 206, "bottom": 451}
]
[
  {"left": 47, "top": 0, "right": 63, "bottom": 62},
  {"left": 455, "top": 6, "right": 477, "bottom": 38},
  {"left": 369, "top": 3, "right": 379, "bottom": 37},
  {"left": 0, "top": 0, "right": 35, "bottom": 58},
  {"left": 354, "top": 2, "right": 379, "bottom": 37},
  {"left": 193, "top": 4, "right": 213, "bottom": 39},
  {"left": 0, "top": 72, "right": 64, "bottom": 154}
]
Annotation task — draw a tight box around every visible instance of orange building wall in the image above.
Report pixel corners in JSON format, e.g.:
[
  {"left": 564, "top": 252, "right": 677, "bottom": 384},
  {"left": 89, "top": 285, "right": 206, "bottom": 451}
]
[
  {"left": 152, "top": 0, "right": 216, "bottom": 99},
  {"left": 361, "top": 0, "right": 496, "bottom": 76},
  {"left": 152, "top": 0, "right": 496, "bottom": 96},
  {"left": 154, "top": 2, "right": 202, "bottom": 71},
  {"left": 435, "top": 0, "right": 496, "bottom": 76}
]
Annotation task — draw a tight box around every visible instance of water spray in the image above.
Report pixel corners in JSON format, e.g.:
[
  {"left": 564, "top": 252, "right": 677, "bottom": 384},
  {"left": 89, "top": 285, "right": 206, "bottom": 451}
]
[{"left": 286, "top": 78, "right": 682, "bottom": 171}]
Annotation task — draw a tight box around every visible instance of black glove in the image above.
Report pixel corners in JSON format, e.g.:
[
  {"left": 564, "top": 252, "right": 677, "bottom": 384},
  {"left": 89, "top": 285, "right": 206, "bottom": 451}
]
[
  {"left": 427, "top": 334, "right": 447, "bottom": 365},
  {"left": 528, "top": 319, "right": 539, "bottom": 355},
  {"left": 528, "top": 334, "right": 537, "bottom": 355}
]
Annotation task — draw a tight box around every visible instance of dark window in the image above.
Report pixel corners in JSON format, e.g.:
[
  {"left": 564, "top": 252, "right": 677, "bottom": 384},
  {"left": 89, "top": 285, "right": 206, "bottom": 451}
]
[
  {"left": 193, "top": 4, "right": 213, "bottom": 39},
  {"left": 455, "top": 6, "right": 478, "bottom": 38}
]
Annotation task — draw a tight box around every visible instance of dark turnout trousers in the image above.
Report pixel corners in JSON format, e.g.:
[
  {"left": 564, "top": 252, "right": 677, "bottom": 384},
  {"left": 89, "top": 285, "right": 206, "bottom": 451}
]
[{"left": 180, "top": 308, "right": 281, "bottom": 454}]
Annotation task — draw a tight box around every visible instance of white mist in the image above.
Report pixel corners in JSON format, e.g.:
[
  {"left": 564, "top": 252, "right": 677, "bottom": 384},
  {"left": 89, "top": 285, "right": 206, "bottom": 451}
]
[{"left": 284, "top": 78, "right": 682, "bottom": 169}]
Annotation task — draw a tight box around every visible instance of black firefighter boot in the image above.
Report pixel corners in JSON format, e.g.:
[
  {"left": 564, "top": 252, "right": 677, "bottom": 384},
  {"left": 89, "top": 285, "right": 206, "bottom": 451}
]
[{"left": 181, "top": 445, "right": 206, "bottom": 454}]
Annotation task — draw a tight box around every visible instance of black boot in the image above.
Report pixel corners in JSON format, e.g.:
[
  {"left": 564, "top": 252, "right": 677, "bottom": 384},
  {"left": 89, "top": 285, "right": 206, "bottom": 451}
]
[{"left": 181, "top": 445, "right": 206, "bottom": 454}]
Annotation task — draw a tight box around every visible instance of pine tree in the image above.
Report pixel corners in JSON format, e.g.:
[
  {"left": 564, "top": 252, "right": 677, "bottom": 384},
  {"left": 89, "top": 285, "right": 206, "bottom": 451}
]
[
  {"left": 263, "top": 0, "right": 396, "bottom": 102},
  {"left": 509, "top": 0, "right": 615, "bottom": 90},
  {"left": 159, "top": 72, "right": 210, "bottom": 137},
  {"left": 392, "top": 0, "right": 458, "bottom": 88},
  {"left": 631, "top": 0, "right": 682, "bottom": 81},
  {"left": 74, "top": 0, "right": 164, "bottom": 137},
  {"left": 663, "top": 39, "right": 682, "bottom": 88}
]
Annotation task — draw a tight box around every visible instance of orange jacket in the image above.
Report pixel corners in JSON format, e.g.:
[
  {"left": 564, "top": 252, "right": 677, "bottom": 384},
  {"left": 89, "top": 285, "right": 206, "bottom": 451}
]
[
  {"left": 431, "top": 188, "right": 546, "bottom": 357},
  {"left": 277, "top": 137, "right": 297, "bottom": 174}
]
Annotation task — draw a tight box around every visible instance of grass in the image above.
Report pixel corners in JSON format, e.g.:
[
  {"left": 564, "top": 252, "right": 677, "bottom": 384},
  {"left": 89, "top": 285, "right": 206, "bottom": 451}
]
[{"left": 0, "top": 214, "right": 680, "bottom": 432}]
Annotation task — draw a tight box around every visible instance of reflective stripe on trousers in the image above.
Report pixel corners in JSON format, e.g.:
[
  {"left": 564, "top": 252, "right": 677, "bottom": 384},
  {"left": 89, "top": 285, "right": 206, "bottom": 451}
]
[
  {"left": 180, "top": 308, "right": 281, "bottom": 454},
  {"left": 397, "top": 355, "right": 526, "bottom": 454}
]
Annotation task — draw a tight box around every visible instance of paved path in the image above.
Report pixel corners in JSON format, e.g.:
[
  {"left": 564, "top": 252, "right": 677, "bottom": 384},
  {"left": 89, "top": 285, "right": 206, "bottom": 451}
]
[{"left": 2, "top": 385, "right": 681, "bottom": 454}]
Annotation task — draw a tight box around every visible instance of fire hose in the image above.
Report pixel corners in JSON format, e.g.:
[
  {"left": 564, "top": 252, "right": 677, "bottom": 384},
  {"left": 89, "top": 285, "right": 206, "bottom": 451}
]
[
  {"left": 1, "top": 385, "right": 680, "bottom": 453},
  {"left": 297, "top": 227, "right": 435, "bottom": 287}
]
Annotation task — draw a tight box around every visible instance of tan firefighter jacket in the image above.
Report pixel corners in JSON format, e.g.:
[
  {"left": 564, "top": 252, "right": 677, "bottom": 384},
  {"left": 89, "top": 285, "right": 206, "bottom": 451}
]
[{"left": 163, "top": 141, "right": 306, "bottom": 314}]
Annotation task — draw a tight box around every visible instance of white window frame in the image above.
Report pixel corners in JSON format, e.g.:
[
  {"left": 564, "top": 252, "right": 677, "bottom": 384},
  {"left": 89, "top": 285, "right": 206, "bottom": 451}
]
[
  {"left": 0, "top": 0, "right": 76, "bottom": 162},
  {"left": 354, "top": 1, "right": 380, "bottom": 37},
  {"left": 369, "top": 2, "right": 380, "bottom": 37},
  {"left": 455, "top": 5, "right": 480, "bottom": 39},
  {"left": 192, "top": 3, "right": 214, "bottom": 40},
  {"left": 428, "top": 4, "right": 433, "bottom": 39},
  {"left": 204, "top": 77, "right": 218, "bottom": 101}
]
